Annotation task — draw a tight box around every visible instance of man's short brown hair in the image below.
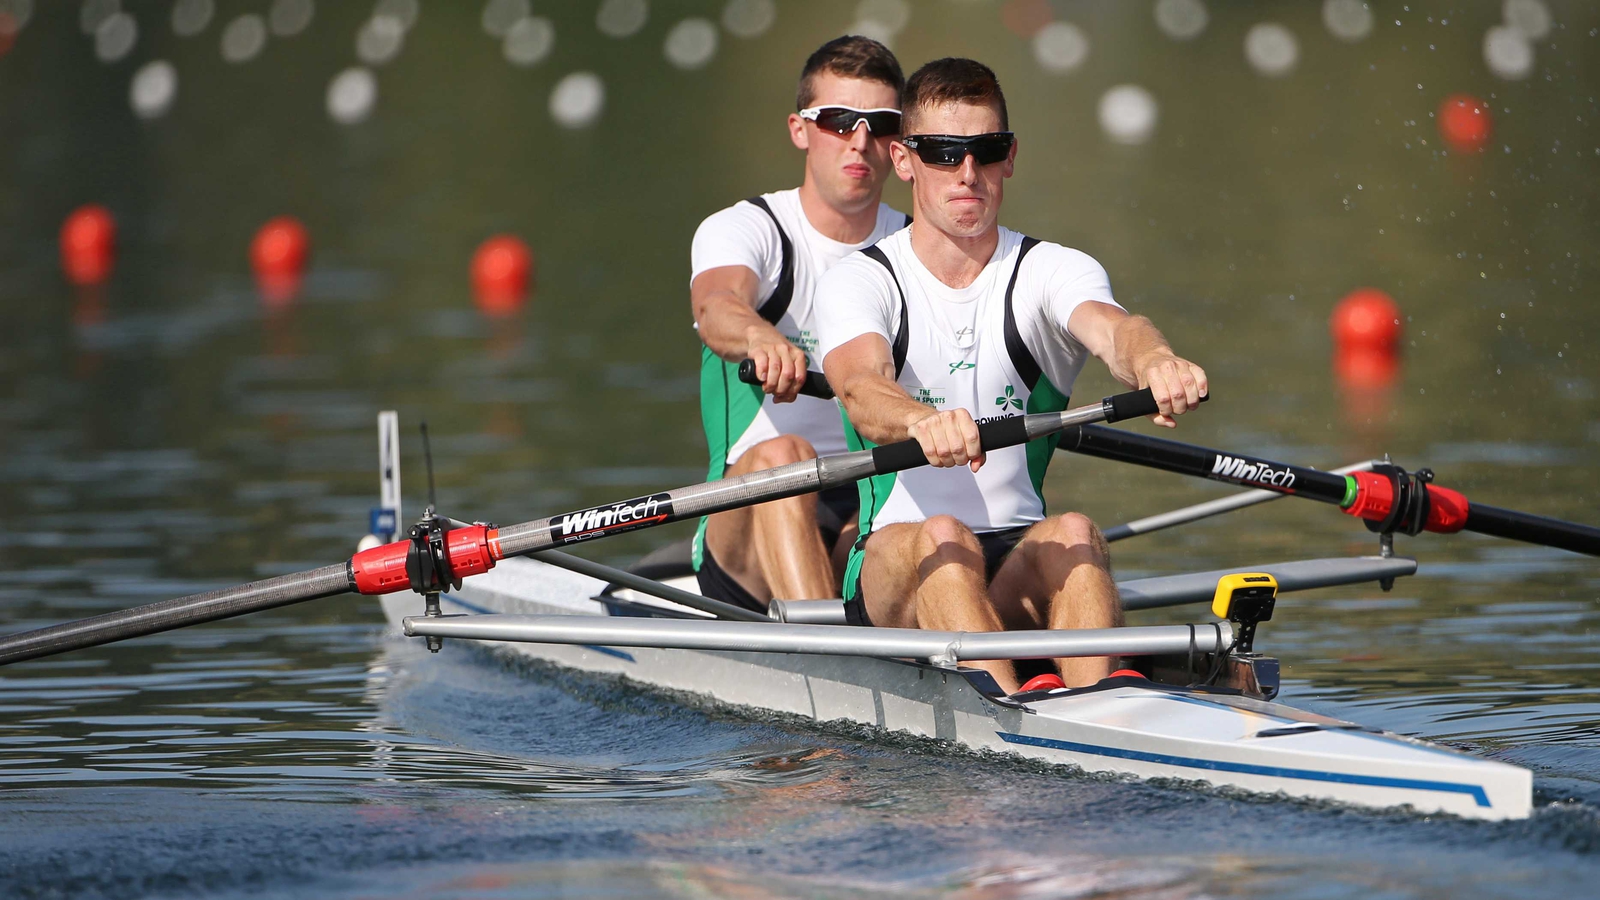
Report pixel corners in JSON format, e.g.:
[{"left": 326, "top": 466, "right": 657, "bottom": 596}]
[
  {"left": 900, "top": 57, "right": 1009, "bottom": 134},
  {"left": 796, "top": 36, "right": 905, "bottom": 110}
]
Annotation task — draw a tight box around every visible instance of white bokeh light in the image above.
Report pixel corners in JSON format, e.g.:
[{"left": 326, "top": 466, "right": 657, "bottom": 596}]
[
  {"left": 130, "top": 59, "right": 177, "bottom": 118},
  {"left": 0, "top": 0, "right": 34, "bottom": 32},
  {"left": 1244, "top": 22, "right": 1298, "bottom": 77},
  {"left": 481, "top": 0, "right": 528, "bottom": 39},
  {"left": 846, "top": 18, "right": 895, "bottom": 47},
  {"left": 503, "top": 16, "right": 554, "bottom": 67},
  {"left": 327, "top": 67, "right": 377, "bottom": 124},
  {"left": 171, "top": 0, "right": 212, "bottom": 37},
  {"left": 374, "top": 0, "right": 419, "bottom": 30},
  {"left": 597, "top": 0, "right": 647, "bottom": 38},
  {"left": 268, "top": 0, "right": 313, "bottom": 37},
  {"left": 664, "top": 18, "right": 718, "bottom": 69},
  {"left": 1098, "top": 84, "right": 1158, "bottom": 145},
  {"left": 721, "top": 0, "right": 774, "bottom": 38},
  {"left": 220, "top": 14, "right": 267, "bottom": 63},
  {"left": 80, "top": 0, "right": 119, "bottom": 36},
  {"left": 1503, "top": 0, "right": 1551, "bottom": 41},
  {"left": 1033, "top": 21, "right": 1089, "bottom": 74},
  {"left": 94, "top": 11, "right": 137, "bottom": 63},
  {"left": 356, "top": 15, "right": 405, "bottom": 65},
  {"left": 1153, "top": 0, "right": 1206, "bottom": 41},
  {"left": 550, "top": 71, "right": 604, "bottom": 129},
  {"left": 1322, "top": 0, "right": 1372, "bottom": 43},
  {"left": 855, "top": 0, "right": 910, "bottom": 35},
  {"left": 1484, "top": 25, "right": 1534, "bottom": 80}
]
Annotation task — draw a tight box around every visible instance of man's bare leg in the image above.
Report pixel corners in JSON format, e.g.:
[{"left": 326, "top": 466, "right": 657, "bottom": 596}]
[
  {"left": 704, "top": 435, "right": 835, "bottom": 604},
  {"left": 859, "top": 516, "right": 1020, "bottom": 693},
  {"left": 989, "top": 513, "right": 1123, "bottom": 687}
]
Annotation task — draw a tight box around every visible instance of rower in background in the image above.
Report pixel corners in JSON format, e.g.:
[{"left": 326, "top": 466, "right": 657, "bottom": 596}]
[
  {"left": 690, "top": 37, "right": 911, "bottom": 613},
  {"left": 816, "top": 58, "right": 1207, "bottom": 692}
]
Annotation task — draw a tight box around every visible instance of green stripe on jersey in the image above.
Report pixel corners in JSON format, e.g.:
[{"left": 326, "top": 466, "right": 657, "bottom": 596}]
[
  {"left": 694, "top": 345, "right": 765, "bottom": 570},
  {"left": 1024, "top": 377, "right": 1070, "bottom": 503},
  {"left": 840, "top": 407, "right": 897, "bottom": 600}
]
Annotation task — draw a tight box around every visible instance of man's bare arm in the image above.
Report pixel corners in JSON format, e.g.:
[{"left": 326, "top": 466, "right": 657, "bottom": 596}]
[
  {"left": 1068, "top": 300, "right": 1208, "bottom": 427},
  {"left": 691, "top": 265, "right": 806, "bottom": 403},
  {"left": 823, "top": 334, "right": 985, "bottom": 471}
]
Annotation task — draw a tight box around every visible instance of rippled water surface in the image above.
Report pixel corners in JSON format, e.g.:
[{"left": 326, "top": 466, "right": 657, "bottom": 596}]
[{"left": 3, "top": 2, "right": 1600, "bottom": 897}]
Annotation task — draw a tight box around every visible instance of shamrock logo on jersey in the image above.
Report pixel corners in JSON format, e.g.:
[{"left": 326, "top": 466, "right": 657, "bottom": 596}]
[{"left": 995, "top": 385, "right": 1022, "bottom": 411}]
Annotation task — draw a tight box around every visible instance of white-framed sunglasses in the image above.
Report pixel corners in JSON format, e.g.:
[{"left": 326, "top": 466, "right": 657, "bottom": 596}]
[{"left": 798, "top": 105, "right": 902, "bottom": 136}]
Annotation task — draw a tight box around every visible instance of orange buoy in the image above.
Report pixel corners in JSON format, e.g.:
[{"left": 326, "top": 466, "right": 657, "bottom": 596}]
[
  {"left": 251, "top": 217, "right": 310, "bottom": 280},
  {"left": 471, "top": 235, "right": 534, "bottom": 316},
  {"left": 1333, "top": 344, "right": 1401, "bottom": 391},
  {"left": 60, "top": 205, "right": 116, "bottom": 287},
  {"left": 1330, "top": 288, "right": 1401, "bottom": 352},
  {"left": 1437, "top": 94, "right": 1491, "bottom": 153}
]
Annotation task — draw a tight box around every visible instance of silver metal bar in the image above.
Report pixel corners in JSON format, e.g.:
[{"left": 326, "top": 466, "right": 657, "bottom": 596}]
[
  {"left": 378, "top": 410, "right": 401, "bottom": 542},
  {"left": 402, "top": 615, "right": 1233, "bottom": 663},
  {"left": 1118, "top": 556, "right": 1417, "bottom": 611},
  {"left": 1104, "top": 460, "right": 1382, "bottom": 542},
  {"left": 767, "top": 599, "right": 848, "bottom": 625}
]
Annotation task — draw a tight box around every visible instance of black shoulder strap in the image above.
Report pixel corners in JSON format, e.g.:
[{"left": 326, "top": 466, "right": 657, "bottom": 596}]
[
  {"left": 744, "top": 196, "right": 794, "bottom": 325},
  {"left": 860, "top": 246, "right": 910, "bottom": 379},
  {"left": 1003, "top": 236, "right": 1045, "bottom": 391},
  {"left": 903, "top": 212, "right": 913, "bottom": 228}
]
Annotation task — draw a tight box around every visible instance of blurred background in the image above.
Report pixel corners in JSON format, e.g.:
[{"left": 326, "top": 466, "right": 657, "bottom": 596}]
[{"left": 2, "top": 2, "right": 1599, "bottom": 897}]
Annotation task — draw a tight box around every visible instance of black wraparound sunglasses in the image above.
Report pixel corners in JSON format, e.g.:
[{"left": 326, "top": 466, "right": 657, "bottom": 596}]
[
  {"left": 798, "top": 105, "right": 902, "bottom": 136},
  {"left": 900, "top": 132, "right": 1015, "bottom": 167}
]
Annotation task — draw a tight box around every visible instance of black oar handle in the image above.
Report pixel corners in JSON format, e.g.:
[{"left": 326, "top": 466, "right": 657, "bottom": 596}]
[
  {"left": 737, "top": 358, "right": 1207, "bottom": 416},
  {"left": 871, "top": 388, "right": 1166, "bottom": 474},
  {"left": 870, "top": 417, "right": 1029, "bottom": 473},
  {"left": 736, "top": 358, "right": 834, "bottom": 399}
]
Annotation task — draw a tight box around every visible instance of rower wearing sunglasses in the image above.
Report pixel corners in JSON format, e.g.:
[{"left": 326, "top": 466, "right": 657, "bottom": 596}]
[
  {"left": 815, "top": 58, "right": 1208, "bottom": 693},
  {"left": 688, "top": 37, "right": 911, "bottom": 614}
]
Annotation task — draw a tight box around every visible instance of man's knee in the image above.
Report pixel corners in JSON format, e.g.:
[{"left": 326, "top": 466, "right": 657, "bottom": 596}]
[
  {"left": 915, "top": 515, "right": 981, "bottom": 556},
  {"left": 1032, "top": 513, "right": 1109, "bottom": 567},
  {"left": 744, "top": 434, "right": 817, "bottom": 469}
]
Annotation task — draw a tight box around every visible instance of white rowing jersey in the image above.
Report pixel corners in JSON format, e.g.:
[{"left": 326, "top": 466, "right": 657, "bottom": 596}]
[
  {"left": 815, "top": 226, "right": 1122, "bottom": 538},
  {"left": 692, "top": 189, "right": 909, "bottom": 469},
  {"left": 690, "top": 189, "right": 908, "bottom": 570}
]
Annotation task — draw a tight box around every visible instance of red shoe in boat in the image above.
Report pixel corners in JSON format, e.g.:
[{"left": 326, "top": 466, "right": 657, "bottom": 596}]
[
  {"left": 1016, "top": 673, "right": 1066, "bottom": 693},
  {"left": 1108, "top": 668, "right": 1147, "bottom": 679}
]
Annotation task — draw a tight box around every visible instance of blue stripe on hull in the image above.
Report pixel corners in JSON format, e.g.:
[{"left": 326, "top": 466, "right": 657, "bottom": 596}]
[{"left": 996, "top": 731, "right": 1491, "bottom": 808}]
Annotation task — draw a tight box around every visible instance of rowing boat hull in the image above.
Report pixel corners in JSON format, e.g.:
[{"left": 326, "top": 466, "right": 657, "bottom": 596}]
[{"left": 378, "top": 555, "right": 1531, "bottom": 820}]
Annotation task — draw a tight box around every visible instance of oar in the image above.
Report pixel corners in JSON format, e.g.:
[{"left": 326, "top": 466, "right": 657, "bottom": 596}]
[
  {"left": 733, "top": 360, "right": 1600, "bottom": 556},
  {"left": 1056, "top": 424, "right": 1600, "bottom": 557},
  {"left": 0, "top": 386, "right": 1167, "bottom": 666}
]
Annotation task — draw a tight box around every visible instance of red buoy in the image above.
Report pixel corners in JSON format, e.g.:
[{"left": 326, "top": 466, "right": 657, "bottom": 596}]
[
  {"left": 251, "top": 217, "right": 310, "bottom": 279},
  {"left": 1334, "top": 344, "right": 1401, "bottom": 391},
  {"left": 1437, "top": 94, "right": 1491, "bottom": 153},
  {"left": 1330, "top": 288, "right": 1402, "bottom": 352},
  {"left": 0, "top": 12, "right": 19, "bottom": 59},
  {"left": 60, "top": 205, "right": 116, "bottom": 287},
  {"left": 471, "top": 235, "right": 534, "bottom": 316}
]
